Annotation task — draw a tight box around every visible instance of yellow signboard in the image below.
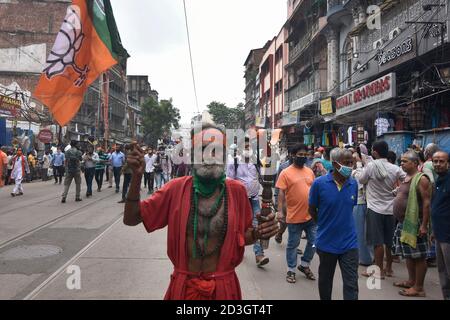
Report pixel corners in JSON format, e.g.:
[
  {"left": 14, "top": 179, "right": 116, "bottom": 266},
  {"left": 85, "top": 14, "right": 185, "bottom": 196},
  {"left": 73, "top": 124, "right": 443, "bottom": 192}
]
[{"left": 320, "top": 98, "right": 333, "bottom": 115}]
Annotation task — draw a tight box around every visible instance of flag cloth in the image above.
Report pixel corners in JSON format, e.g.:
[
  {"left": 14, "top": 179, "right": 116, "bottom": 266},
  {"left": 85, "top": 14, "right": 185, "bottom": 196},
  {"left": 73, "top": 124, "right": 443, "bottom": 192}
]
[{"left": 34, "top": 0, "right": 128, "bottom": 126}]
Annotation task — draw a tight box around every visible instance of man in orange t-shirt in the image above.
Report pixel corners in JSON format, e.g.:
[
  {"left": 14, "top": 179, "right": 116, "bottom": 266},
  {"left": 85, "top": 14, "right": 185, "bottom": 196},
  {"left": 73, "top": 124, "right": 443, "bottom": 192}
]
[{"left": 276, "top": 143, "right": 317, "bottom": 284}]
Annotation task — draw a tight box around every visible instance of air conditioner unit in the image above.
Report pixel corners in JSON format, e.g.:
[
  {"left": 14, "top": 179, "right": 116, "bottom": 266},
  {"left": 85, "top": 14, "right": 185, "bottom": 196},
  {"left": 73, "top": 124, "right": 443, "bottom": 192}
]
[
  {"left": 373, "top": 39, "right": 383, "bottom": 50},
  {"left": 389, "top": 27, "right": 401, "bottom": 40}
]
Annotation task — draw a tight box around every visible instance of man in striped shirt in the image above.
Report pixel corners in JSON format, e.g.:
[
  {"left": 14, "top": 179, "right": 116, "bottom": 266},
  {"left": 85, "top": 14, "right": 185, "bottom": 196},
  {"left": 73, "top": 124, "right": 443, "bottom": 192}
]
[{"left": 95, "top": 147, "right": 109, "bottom": 192}]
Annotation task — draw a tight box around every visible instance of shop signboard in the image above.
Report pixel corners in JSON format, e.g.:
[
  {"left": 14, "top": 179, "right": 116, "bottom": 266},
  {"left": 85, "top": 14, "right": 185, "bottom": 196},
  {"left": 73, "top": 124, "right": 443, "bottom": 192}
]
[
  {"left": 281, "top": 111, "right": 299, "bottom": 127},
  {"left": 37, "top": 129, "right": 53, "bottom": 144},
  {"left": 320, "top": 97, "right": 334, "bottom": 115},
  {"left": 290, "top": 91, "right": 320, "bottom": 112},
  {"left": 336, "top": 73, "right": 396, "bottom": 116},
  {"left": 0, "top": 94, "right": 21, "bottom": 118},
  {"left": 255, "top": 116, "right": 266, "bottom": 128}
]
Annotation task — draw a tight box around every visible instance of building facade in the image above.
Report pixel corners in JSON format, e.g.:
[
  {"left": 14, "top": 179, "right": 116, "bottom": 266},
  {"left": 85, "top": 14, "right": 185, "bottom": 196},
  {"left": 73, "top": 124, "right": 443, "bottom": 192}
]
[
  {"left": 244, "top": 0, "right": 450, "bottom": 155},
  {"left": 0, "top": 0, "right": 131, "bottom": 148},
  {"left": 258, "top": 28, "right": 288, "bottom": 130},
  {"left": 244, "top": 47, "right": 266, "bottom": 131}
]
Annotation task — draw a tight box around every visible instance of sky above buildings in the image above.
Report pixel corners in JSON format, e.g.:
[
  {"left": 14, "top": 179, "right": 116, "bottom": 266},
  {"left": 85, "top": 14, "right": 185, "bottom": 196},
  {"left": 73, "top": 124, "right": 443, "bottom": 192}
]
[{"left": 111, "top": 0, "right": 287, "bottom": 124}]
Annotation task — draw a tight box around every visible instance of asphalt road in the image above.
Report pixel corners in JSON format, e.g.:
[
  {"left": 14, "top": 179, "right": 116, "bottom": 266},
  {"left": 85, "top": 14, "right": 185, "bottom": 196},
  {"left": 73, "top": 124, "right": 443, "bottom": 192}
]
[{"left": 0, "top": 179, "right": 444, "bottom": 300}]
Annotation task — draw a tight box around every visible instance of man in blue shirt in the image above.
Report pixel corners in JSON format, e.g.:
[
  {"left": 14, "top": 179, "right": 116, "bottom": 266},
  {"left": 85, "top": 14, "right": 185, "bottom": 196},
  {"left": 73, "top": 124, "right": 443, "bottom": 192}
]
[
  {"left": 431, "top": 151, "right": 450, "bottom": 300},
  {"left": 51, "top": 147, "right": 65, "bottom": 184},
  {"left": 110, "top": 145, "right": 125, "bottom": 193},
  {"left": 309, "top": 148, "right": 359, "bottom": 300}
]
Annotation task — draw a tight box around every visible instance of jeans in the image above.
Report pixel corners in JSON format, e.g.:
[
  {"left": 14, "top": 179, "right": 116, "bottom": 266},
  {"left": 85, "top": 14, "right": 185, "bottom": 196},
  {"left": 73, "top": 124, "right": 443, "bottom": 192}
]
[
  {"left": 84, "top": 167, "right": 95, "bottom": 195},
  {"left": 113, "top": 166, "right": 122, "bottom": 191},
  {"left": 353, "top": 204, "right": 374, "bottom": 265},
  {"left": 162, "top": 172, "right": 169, "bottom": 185},
  {"left": 95, "top": 169, "right": 104, "bottom": 190},
  {"left": 122, "top": 173, "right": 132, "bottom": 200},
  {"left": 436, "top": 241, "right": 450, "bottom": 300},
  {"left": 250, "top": 198, "right": 263, "bottom": 257},
  {"left": 317, "top": 248, "right": 359, "bottom": 300},
  {"left": 62, "top": 171, "right": 81, "bottom": 199},
  {"left": 286, "top": 219, "right": 317, "bottom": 272},
  {"left": 154, "top": 172, "right": 162, "bottom": 189}
]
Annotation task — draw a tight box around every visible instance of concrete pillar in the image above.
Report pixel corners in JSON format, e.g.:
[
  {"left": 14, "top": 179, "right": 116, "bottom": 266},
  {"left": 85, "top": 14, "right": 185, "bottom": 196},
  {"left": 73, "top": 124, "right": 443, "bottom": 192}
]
[{"left": 326, "top": 28, "right": 340, "bottom": 95}]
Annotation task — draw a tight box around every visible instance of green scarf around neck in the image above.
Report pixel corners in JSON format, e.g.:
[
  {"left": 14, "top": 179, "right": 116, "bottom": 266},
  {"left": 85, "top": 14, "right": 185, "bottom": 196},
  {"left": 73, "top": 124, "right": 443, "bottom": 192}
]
[{"left": 193, "top": 170, "right": 226, "bottom": 197}]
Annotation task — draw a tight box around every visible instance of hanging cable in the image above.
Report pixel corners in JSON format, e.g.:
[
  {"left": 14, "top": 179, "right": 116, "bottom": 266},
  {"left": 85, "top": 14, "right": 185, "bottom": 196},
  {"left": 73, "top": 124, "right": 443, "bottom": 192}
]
[{"left": 183, "top": 0, "right": 200, "bottom": 115}]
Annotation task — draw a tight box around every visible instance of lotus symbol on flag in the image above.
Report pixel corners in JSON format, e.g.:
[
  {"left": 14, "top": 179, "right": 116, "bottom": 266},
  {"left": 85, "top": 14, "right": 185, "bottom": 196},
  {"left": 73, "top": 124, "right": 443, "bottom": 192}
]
[{"left": 43, "top": 5, "right": 89, "bottom": 87}]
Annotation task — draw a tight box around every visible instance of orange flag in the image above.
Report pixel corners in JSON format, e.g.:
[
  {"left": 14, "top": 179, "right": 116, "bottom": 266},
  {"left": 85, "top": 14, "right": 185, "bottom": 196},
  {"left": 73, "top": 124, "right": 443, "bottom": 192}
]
[{"left": 34, "top": 0, "right": 128, "bottom": 126}]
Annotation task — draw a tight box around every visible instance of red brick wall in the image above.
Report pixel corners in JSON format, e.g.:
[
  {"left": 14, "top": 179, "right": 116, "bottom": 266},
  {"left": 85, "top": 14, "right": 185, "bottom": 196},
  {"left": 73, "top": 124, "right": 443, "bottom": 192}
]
[{"left": 0, "top": 0, "right": 70, "bottom": 91}]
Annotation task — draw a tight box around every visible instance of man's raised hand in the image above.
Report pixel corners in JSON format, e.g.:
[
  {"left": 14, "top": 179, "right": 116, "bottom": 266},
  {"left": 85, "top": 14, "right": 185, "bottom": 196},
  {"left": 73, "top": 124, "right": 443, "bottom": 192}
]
[{"left": 127, "top": 142, "right": 145, "bottom": 175}]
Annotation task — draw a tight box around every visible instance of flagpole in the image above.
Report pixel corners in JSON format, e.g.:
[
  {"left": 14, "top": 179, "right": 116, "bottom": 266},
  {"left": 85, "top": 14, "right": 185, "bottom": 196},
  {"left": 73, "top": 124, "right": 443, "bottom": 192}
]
[{"left": 102, "top": 72, "right": 110, "bottom": 150}]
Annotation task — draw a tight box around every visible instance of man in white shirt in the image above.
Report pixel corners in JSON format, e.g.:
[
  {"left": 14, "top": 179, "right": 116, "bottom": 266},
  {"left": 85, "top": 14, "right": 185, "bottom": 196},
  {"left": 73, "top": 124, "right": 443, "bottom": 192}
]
[
  {"left": 354, "top": 141, "right": 406, "bottom": 279},
  {"left": 144, "top": 147, "right": 157, "bottom": 194}
]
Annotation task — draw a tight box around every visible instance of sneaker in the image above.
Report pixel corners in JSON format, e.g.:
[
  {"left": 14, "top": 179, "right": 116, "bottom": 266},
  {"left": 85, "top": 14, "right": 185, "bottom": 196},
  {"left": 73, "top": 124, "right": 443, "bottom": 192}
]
[
  {"left": 75, "top": 198, "right": 82, "bottom": 202},
  {"left": 61, "top": 198, "right": 66, "bottom": 203},
  {"left": 256, "top": 256, "right": 269, "bottom": 267},
  {"left": 11, "top": 193, "right": 16, "bottom": 197},
  {"left": 18, "top": 192, "right": 23, "bottom": 196},
  {"left": 118, "top": 199, "right": 126, "bottom": 204},
  {"left": 115, "top": 189, "right": 119, "bottom": 193}
]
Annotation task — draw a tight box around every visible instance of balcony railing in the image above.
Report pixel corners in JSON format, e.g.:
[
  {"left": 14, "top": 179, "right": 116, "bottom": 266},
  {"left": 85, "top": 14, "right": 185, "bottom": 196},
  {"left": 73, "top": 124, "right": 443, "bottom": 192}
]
[{"left": 288, "top": 17, "right": 327, "bottom": 63}]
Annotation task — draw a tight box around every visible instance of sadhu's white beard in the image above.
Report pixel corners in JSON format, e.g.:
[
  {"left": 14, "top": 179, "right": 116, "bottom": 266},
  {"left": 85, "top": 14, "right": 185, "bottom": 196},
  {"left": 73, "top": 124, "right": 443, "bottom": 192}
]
[{"left": 193, "top": 163, "right": 225, "bottom": 179}]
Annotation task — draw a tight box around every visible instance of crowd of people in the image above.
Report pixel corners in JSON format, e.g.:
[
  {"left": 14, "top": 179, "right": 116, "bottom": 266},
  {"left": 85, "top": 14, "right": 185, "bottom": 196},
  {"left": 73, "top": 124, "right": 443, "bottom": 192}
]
[
  {"left": 0, "top": 141, "right": 188, "bottom": 202},
  {"left": 1, "top": 131, "right": 449, "bottom": 301}
]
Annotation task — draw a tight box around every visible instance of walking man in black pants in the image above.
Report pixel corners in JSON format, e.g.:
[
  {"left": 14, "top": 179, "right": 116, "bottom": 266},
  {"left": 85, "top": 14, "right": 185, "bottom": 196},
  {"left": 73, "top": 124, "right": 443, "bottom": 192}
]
[
  {"left": 110, "top": 145, "right": 125, "bottom": 193},
  {"left": 309, "top": 148, "right": 359, "bottom": 300}
]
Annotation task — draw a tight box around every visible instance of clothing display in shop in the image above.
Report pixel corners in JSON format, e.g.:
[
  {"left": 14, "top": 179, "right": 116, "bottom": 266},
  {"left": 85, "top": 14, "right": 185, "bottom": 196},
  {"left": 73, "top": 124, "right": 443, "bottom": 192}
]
[
  {"left": 375, "top": 118, "right": 390, "bottom": 137},
  {"left": 347, "top": 127, "right": 353, "bottom": 146}
]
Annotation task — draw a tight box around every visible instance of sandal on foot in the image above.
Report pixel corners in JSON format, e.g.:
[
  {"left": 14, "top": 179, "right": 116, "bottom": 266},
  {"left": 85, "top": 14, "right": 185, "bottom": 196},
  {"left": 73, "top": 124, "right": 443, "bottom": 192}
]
[
  {"left": 394, "top": 281, "right": 414, "bottom": 289},
  {"left": 298, "top": 265, "right": 316, "bottom": 280},
  {"left": 274, "top": 234, "right": 282, "bottom": 244},
  {"left": 286, "top": 271, "right": 296, "bottom": 284},
  {"left": 399, "top": 288, "right": 426, "bottom": 297}
]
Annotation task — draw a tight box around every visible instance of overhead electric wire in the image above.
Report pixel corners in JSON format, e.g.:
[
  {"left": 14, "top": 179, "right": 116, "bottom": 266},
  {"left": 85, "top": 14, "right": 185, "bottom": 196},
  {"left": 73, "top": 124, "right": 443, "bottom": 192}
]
[{"left": 183, "top": 0, "right": 200, "bottom": 115}]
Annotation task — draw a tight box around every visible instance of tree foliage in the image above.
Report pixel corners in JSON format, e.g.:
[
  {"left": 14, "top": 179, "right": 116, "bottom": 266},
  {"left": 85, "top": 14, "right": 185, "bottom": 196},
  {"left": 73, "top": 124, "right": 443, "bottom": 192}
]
[
  {"left": 207, "top": 101, "right": 245, "bottom": 130},
  {"left": 141, "top": 97, "right": 180, "bottom": 147}
]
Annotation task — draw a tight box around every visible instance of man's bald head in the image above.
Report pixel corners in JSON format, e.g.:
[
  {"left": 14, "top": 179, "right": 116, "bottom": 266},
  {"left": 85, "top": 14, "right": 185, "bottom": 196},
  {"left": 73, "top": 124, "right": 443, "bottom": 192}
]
[{"left": 432, "top": 151, "right": 449, "bottom": 175}]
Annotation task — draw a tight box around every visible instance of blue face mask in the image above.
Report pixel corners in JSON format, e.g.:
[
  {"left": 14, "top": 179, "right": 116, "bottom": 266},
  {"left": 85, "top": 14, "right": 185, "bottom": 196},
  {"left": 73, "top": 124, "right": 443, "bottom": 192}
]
[{"left": 337, "top": 162, "right": 353, "bottom": 178}]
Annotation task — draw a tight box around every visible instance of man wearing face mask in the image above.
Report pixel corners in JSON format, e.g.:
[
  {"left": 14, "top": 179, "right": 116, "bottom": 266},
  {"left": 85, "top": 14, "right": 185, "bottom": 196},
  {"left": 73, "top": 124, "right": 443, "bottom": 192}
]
[
  {"left": 227, "top": 137, "right": 268, "bottom": 267},
  {"left": 276, "top": 143, "right": 317, "bottom": 284},
  {"left": 123, "top": 123, "right": 279, "bottom": 300},
  {"left": 309, "top": 148, "right": 359, "bottom": 300}
]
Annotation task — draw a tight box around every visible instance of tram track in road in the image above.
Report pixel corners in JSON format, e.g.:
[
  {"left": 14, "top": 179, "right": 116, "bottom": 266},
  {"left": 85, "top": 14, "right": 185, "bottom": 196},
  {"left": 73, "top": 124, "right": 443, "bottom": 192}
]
[
  {"left": 23, "top": 214, "right": 124, "bottom": 300},
  {"left": 0, "top": 191, "right": 119, "bottom": 250}
]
